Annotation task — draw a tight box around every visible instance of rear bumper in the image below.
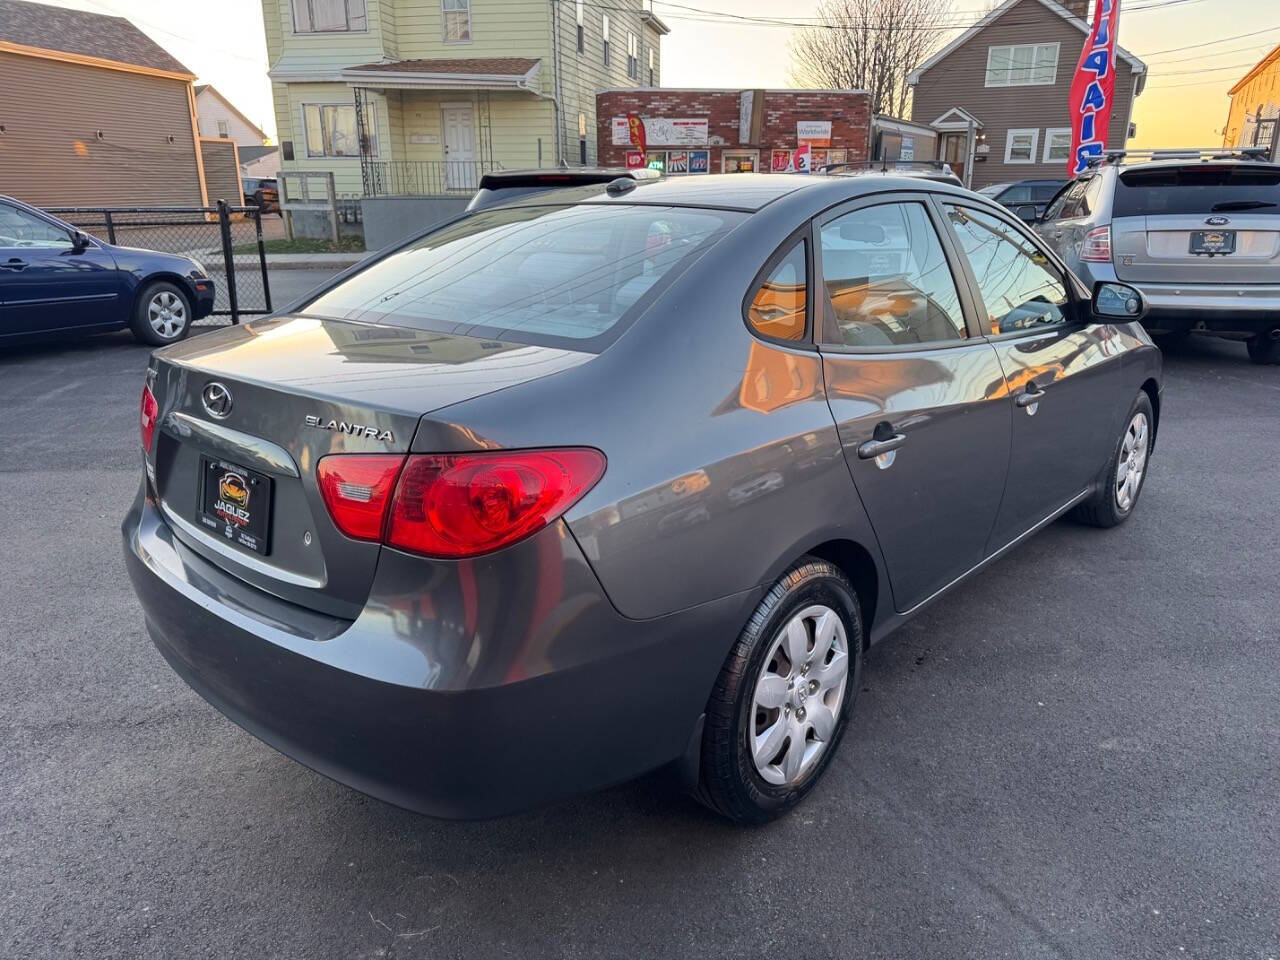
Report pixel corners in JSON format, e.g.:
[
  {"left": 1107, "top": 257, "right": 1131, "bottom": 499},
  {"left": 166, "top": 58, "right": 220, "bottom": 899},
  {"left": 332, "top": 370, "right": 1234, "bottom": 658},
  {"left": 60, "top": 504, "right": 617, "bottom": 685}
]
[
  {"left": 122, "top": 489, "right": 749, "bottom": 818},
  {"left": 1131, "top": 283, "right": 1280, "bottom": 334},
  {"left": 190, "top": 279, "right": 216, "bottom": 319}
]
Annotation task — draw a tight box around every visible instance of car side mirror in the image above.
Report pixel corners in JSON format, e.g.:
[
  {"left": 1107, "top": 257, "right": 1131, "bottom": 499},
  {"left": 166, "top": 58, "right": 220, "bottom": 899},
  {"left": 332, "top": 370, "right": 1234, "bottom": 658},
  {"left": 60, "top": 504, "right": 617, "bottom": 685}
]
[
  {"left": 1014, "top": 204, "right": 1039, "bottom": 223},
  {"left": 1093, "top": 281, "right": 1146, "bottom": 321},
  {"left": 71, "top": 230, "right": 90, "bottom": 250}
]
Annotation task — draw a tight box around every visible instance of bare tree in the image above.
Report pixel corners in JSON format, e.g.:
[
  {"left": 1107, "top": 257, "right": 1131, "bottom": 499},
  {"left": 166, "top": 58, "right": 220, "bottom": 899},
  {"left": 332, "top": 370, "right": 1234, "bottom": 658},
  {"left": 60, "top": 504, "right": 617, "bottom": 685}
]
[{"left": 790, "top": 0, "right": 951, "bottom": 116}]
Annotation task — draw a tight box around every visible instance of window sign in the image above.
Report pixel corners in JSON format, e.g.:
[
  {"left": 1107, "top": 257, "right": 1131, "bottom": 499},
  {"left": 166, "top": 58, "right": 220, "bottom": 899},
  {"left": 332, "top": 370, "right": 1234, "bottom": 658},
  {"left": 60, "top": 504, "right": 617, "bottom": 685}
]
[{"left": 689, "top": 150, "right": 709, "bottom": 174}]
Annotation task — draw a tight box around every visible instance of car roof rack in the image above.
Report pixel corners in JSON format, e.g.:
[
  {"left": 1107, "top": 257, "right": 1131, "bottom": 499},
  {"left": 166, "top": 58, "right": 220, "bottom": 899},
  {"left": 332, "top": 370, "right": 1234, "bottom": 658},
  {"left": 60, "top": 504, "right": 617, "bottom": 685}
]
[
  {"left": 1086, "top": 147, "right": 1272, "bottom": 169},
  {"left": 823, "top": 159, "right": 954, "bottom": 175}
]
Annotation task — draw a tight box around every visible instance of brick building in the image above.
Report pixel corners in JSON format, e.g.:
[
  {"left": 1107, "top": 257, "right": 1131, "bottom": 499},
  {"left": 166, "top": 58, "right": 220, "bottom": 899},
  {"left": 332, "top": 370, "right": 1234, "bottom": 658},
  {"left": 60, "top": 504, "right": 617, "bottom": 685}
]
[{"left": 596, "top": 88, "right": 872, "bottom": 175}]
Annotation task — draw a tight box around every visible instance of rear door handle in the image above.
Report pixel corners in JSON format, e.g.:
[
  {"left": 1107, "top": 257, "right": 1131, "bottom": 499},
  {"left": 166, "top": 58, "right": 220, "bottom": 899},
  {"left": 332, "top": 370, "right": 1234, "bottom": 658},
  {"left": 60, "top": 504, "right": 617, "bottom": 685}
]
[
  {"left": 1015, "top": 382, "right": 1045, "bottom": 410},
  {"left": 857, "top": 432, "right": 907, "bottom": 460}
]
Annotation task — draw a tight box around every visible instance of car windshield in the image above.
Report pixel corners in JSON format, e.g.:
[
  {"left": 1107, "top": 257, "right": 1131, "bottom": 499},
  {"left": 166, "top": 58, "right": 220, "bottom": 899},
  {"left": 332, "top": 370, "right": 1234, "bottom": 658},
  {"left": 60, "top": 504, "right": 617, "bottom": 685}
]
[
  {"left": 303, "top": 203, "right": 742, "bottom": 350},
  {"left": 1114, "top": 165, "right": 1280, "bottom": 217}
]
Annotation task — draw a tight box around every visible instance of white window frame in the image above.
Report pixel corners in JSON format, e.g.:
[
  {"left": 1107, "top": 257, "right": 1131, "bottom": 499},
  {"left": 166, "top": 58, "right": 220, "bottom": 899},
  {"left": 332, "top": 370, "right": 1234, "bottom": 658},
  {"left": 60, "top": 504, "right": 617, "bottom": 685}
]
[
  {"left": 985, "top": 42, "right": 1059, "bottom": 87},
  {"left": 1043, "top": 127, "right": 1072, "bottom": 164},
  {"left": 442, "top": 0, "right": 471, "bottom": 44},
  {"left": 602, "top": 14, "right": 611, "bottom": 66},
  {"left": 1004, "top": 128, "right": 1040, "bottom": 164},
  {"left": 648, "top": 47, "right": 655, "bottom": 85},
  {"left": 290, "top": 0, "right": 367, "bottom": 34},
  {"left": 627, "top": 32, "right": 638, "bottom": 79},
  {"left": 301, "top": 101, "right": 378, "bottom": 159},
  {"left": 216, "top": 119, "right": 229, "bottom": 138}
]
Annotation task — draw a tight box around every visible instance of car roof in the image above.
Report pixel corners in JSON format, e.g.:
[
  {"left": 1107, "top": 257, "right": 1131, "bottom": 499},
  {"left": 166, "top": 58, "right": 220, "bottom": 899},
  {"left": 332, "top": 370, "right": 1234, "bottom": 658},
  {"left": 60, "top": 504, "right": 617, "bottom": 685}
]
[{"left": 496, "top": 172, "right": 978, "bottom": 214}]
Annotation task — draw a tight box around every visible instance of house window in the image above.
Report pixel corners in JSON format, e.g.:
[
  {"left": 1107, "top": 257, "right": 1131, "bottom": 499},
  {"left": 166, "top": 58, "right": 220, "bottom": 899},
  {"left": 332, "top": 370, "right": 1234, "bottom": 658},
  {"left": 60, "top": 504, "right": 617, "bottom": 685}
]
[
  {"left": 217, "top": 119, "right": 229, "bottom": 138},
  {"left": 627, "top": 33, "right": 638, "bottom": 80},
  {"left": 648, "top": 48, "right": 654, "bottom": 86},
  {"left": 303, "top": 103, "right": 377, "bottom": 157},
  {"left": 602, "top": 14, "right": 610, "bottom": 66},
  {"left": 1004, "top": 128, "right": 1040, "bottom": 164},
  {"left": 443, "top": 0, "right": 471, "bottom": 43},
  {"left": 290, "top": 0, "right": 366, "bottom": 33},
  {"left": 576, "top": 1, "right": 584, "bottom": 53},
  {"left": 1043, "top": 127, "right": 1072, "bottom": 163},
  {"left": 985, "top": 43, "right": 1059, "bottom": 87}
]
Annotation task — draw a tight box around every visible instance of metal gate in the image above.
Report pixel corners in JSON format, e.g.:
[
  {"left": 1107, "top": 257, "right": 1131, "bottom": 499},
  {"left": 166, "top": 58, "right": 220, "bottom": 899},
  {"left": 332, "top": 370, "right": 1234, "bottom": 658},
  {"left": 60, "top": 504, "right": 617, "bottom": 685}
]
[{"left": 44, "top": 200, "right": 272, "bottom": 325}]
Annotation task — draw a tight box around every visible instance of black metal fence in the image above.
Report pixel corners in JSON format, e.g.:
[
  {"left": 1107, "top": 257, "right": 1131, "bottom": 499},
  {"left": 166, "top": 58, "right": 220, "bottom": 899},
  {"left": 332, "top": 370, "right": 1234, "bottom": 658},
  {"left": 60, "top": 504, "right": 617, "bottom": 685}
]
[{"left": 45, "top": 201, "right": 272, "bottom": 325}]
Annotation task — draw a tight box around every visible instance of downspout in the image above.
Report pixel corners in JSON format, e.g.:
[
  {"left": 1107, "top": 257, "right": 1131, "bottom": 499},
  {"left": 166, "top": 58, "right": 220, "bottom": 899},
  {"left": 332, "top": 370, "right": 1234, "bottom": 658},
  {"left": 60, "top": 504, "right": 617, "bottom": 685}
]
[{"left": 549, "top": 0, "right": 565, "bottom": 166}]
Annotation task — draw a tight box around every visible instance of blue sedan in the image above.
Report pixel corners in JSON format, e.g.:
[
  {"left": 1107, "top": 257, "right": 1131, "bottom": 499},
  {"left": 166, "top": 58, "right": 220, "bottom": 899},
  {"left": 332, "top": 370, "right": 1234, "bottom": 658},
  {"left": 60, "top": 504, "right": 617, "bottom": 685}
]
[{"left": 0, "top": 196, "right": 215, "bottom": 346}]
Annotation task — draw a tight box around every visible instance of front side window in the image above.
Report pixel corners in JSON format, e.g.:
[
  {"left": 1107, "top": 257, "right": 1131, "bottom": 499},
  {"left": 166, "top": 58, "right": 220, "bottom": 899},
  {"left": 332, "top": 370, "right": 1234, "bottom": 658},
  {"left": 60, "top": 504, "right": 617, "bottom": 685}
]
[
  {"left": 819, "top": 202, "right": 967, "bottom": 348},
  {"left": 304, "top": 103, "right": 377, "bottom": 157},
  {"left": 747, "top": 239, "right": 807, "bottom": 342},
  {"left": 1005, "top": 128, "right": 1039, "bottom": 164},
  {"left": 985, "top": 43, "right": 1059, "bottom": 86},
  {"left": 304, "top": 204, "right": 742, "bottom": 349},
  {"left": 0, "top": 203, "right": 72, "bottom": 248},
  {"left": 443, "top": 0, "right": 470, "bottom": 42},
  {"left": 291, "top": 0, "right": 366, "bottom": 33},
  {"left": 944, "top": 204, "right": 1068, "bottom": 335},
  {"left": 1046, "top": 178, "right": 1087, "bottom": 220}
]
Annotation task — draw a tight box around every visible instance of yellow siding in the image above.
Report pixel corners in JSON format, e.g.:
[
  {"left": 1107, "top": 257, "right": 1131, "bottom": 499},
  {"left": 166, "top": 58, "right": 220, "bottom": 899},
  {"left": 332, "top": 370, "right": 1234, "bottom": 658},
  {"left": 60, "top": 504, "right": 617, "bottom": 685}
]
[
  {"left": 279, "top": 82, "right": 391, "bottom": 196},
  {"left": 394, "top": 0, "right": 550, "bottom": 73},
  {"left": 1224, "top": 56, "right": 1280, "bottom": 148}
]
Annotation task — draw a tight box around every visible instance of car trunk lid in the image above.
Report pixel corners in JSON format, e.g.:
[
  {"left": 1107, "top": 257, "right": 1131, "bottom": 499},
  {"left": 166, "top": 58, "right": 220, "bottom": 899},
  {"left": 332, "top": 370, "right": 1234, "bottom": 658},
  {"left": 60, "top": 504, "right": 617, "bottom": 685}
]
[
  {"left": 1110, "top": 163, "right": 1280, "bottom": 285},
  {"left": 147, "top": 315, "right": 591, "bottom": 617}
]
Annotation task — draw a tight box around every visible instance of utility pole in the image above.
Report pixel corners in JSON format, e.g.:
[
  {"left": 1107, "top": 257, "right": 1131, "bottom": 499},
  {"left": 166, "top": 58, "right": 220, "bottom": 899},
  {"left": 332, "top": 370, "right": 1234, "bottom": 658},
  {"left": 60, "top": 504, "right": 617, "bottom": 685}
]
[{"left": 550, "top": 0, "right": 565, "bottom": 166}]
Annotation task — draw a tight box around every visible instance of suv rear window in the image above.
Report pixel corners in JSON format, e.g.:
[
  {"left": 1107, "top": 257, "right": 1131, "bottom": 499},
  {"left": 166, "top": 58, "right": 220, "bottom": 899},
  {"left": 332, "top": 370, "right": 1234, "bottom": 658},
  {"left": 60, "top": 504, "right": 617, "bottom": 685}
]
[
  {"left": 1114, "top": 165, "right": 1280, "bottom": 217},
  {"left": 303, "top": 204, "right": 741, "bottom": 350}
]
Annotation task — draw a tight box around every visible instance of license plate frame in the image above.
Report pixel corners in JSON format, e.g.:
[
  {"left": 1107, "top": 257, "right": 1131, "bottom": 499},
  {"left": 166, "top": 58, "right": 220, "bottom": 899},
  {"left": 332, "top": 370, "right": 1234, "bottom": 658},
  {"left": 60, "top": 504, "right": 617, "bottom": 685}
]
[
  {"left": 1189, "top": 230, "right": 1236, "bottom": 255},
  {"left": 197, "top": 456, "right": 272, "bottom": 556}
]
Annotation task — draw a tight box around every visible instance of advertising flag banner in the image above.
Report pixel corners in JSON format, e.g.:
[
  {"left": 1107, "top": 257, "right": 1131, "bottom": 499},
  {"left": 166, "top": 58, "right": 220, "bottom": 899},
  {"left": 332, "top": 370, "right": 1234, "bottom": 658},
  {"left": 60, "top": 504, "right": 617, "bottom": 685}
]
[
  {"left": 627, "top": 113, "right": 647, "bottom": 154},
  {"left": 1068, "top": 0, "right": 1121, "bottom": 177}
]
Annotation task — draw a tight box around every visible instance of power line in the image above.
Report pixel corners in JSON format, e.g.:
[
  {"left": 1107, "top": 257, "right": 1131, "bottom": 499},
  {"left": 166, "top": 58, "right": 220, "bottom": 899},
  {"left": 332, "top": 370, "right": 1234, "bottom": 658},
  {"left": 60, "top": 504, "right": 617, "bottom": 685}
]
[
  {"left": 1142, "top": 25, "right": 1280, "bottom": 56},
  {"left": 1148, "top": 41, "right": 1280, "bottom": 66}
]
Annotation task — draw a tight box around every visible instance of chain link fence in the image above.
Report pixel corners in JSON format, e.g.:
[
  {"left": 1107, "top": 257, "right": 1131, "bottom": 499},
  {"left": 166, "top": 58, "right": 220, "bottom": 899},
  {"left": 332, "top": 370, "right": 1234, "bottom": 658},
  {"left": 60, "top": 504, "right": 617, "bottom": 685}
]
[{"left": 45, "top": 201, "right": 273, "bottom": 326}]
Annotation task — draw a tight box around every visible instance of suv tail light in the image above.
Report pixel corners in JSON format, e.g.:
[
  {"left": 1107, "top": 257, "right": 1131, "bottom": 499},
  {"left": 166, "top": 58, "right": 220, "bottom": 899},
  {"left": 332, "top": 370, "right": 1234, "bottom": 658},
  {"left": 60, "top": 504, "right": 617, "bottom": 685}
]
[
  {"left": 140, "top": 384, "right": 159, "bottom": 453},
  {"left": 1080, "top": 225, "right": 1112, "bottom": 263},
  {"left": 316, "top": 449, "right": 606, "bottom": 558}
]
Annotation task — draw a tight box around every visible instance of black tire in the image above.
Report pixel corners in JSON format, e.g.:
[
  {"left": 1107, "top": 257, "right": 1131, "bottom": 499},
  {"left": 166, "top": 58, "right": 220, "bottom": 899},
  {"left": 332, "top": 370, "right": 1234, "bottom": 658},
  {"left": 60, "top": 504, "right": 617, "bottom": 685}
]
[
  {"left": 696, "top": 557, "right": 863, "bottom": 824},
  {"left": 1246, "top": 327, "right": 1280, "bottom": 365},
  {"left": 129, "top": 280, "right": 193, "bottom": 346},
  {"left": 1073, "top": 390, "right": 1154, "bottom": 528}
]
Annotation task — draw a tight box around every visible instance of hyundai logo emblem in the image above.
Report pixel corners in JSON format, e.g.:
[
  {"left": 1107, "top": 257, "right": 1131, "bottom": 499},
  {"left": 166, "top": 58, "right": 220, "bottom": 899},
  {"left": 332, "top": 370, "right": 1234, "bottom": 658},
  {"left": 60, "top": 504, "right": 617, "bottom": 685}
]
[
  {"left": 201, "top": 382, "right": 233, "bottom": 419},
  {"left": 1205, "top": 215, "right": 1230, "bottom": 226}
]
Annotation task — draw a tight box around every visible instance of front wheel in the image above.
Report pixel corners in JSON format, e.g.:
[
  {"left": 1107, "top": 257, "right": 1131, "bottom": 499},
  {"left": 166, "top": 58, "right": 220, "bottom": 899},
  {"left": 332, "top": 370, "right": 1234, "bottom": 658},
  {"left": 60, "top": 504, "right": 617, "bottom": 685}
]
[
  {"left": 1246, "top": 327, "right": 1280, "bottom": 365},
  {"left": 1073, "top": 391, "right": 1154, "bottom": 528},
  {"left": 695, "top": 558, "right": 863, "bottom": 824},
  {"left": 130, "top": 281, "right": 193, "bottom": 346}
]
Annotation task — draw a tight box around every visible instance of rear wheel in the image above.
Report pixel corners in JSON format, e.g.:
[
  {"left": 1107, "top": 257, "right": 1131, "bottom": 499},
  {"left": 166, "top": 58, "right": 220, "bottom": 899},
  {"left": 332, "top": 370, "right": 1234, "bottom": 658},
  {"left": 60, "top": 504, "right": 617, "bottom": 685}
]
[
  {"left": 130, "top": 281, "right": 193, "bottom": 346},
  {"left": 1074, "top": 391, "right": 1154, "bottom": 528},
  {"left": 696, "top": 558, "right": 863, "bottom": 824},
  {"left": 1246, "top": 326, "right": 1280, "bottom": 365}
]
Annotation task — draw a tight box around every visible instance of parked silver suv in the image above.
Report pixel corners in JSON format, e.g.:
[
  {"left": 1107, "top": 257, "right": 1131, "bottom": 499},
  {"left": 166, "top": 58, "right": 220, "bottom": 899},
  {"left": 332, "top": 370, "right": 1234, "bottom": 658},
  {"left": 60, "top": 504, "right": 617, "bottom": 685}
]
[{"left": 1034, "top": 149, "right": 1280, "bottom": 364}]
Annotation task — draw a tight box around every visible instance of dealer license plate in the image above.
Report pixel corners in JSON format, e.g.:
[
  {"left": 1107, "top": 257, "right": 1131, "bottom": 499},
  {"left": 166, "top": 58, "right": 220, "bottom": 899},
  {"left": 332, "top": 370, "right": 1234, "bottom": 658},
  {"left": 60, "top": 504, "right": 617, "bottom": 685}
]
[
  {"left": 1189, "top": 230, "right": 1235, "bottom": 255},
  {"left": 198, "top": 456, "right": 272, "bottom": 555}
]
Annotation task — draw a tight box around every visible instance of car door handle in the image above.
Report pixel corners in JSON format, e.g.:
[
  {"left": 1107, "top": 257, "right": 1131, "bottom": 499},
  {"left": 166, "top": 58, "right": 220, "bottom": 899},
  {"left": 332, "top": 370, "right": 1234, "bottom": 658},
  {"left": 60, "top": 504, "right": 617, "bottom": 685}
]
[
  {"left": 857, "top": 432, "right": 907, "bottom": 460},
  {"left": 1, "top": 258, "right": 28, "bottom": 271},
  {"left": 1015, "top": 383, "right": 1045, "bottom": 409}
]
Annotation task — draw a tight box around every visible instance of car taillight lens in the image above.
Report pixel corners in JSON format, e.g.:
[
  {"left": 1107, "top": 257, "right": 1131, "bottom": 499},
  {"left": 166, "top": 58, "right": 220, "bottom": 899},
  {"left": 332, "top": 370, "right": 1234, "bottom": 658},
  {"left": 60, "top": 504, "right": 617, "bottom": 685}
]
[
  {"left": 1080, "top": 225, "right": 1112, "bottom": 263},
  {"left": 140, "top": 384, "right": 159, "bottom": 453},
  {"left": 316, "top": 455, "right": 404, "bottom": 541},
  {"left": 389, "top": 449, "right": 606, "bottom": 558}
]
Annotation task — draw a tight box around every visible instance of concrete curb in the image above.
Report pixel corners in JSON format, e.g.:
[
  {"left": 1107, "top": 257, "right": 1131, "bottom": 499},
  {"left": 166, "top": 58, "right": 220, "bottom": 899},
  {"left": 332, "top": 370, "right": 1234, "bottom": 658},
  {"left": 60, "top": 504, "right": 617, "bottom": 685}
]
[{"left": 262, "top": 253, "right": 368, "bottom": 271}]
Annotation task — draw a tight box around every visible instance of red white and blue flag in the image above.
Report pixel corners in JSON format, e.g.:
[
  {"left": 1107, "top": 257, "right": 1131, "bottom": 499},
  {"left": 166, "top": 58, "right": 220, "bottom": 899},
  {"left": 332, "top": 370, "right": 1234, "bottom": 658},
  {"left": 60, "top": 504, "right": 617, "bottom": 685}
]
[{"left": 1068, "top": 0, "right": 1122, "bottom": 177}]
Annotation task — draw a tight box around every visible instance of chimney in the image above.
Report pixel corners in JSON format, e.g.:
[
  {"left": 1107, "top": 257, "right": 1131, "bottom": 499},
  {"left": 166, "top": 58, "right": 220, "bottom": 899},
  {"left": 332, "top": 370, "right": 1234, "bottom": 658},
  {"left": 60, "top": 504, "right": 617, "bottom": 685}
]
[{"left": 1063, "top": 0, "right": 1093, "bottom": 21}]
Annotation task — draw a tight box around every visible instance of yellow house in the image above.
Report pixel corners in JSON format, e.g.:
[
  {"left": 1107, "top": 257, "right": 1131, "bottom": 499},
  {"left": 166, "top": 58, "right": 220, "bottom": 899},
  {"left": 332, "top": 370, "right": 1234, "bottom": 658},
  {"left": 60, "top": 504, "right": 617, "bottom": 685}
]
[
  {"left": 262, "top": 0, "right": 669, "bottom": 201},
  {"left": 1223, "top": 42, "right": 1280, "bottom": 152}
]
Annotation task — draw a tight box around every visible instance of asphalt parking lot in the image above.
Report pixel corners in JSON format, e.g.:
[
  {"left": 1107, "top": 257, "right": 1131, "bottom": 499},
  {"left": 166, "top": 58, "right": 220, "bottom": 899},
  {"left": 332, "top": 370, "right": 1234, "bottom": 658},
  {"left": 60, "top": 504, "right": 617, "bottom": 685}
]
[{"left": 1, "top": 321, "right": 1277, "bottom": 959}]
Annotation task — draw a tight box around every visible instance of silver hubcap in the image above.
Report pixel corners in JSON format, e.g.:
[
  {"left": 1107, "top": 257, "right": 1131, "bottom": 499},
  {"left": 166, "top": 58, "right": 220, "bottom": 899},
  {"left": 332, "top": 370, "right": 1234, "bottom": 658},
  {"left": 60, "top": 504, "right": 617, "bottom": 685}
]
[
  {"left": 750, "top": 604, "right": 849, "bottom": 787},
  {"left": 1115, "top": 411, "right": 1150, "bottom": 511},
  {"left": 148, "top": 291, "right": 186, "bottom": 338}
]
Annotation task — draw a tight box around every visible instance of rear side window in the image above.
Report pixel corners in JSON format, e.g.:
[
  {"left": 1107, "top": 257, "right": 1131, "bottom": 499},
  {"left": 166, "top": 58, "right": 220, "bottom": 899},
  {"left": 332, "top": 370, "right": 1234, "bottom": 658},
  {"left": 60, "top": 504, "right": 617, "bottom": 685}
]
[
  {"left": 747, "top": 239, "right": 807, "bottom": 342},
  {"left": 304, "top": 204, "right": 742, "bottom": 350},
  {"left": 819, "top": 201, "right": 967, "bottom": 348},
  {"left": 1114, "top": 165, "right": 1280, "bottom": 217},
  {"left": 1047, "top": 178, "right": 1087, "bottom": 220}
]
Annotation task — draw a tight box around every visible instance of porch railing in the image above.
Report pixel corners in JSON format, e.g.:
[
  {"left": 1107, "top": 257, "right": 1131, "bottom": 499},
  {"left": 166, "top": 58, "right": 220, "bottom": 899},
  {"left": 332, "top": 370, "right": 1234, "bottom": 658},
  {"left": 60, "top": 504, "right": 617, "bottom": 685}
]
[{"left": 363, "top": 160, "right": 503, "bottom": 197}]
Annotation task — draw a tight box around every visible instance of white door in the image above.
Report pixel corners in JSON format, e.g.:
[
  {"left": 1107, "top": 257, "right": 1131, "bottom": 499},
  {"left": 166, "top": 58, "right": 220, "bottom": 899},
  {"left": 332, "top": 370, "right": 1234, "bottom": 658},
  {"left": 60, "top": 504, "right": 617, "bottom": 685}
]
[{"left": 442, "top": 106, "right": 477, "bottom": 189}]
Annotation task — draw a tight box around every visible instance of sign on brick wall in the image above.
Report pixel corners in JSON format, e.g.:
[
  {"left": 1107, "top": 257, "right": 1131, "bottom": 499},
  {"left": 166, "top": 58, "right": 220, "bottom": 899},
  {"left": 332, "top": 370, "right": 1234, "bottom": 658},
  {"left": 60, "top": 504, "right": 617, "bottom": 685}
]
[
  {"left": 612, "top": 116, "right": 710, "bottom": 146},
  {"left": 797, "top": 120, "right": 832, "bottom": 147}
]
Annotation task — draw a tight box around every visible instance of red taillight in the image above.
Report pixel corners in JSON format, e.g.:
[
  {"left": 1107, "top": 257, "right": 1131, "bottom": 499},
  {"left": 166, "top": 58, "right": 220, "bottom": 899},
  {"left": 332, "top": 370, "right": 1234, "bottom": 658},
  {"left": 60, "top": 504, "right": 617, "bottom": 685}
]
[
  {"left": 389, "top": 449, "right": 605, "bottom": 558},
  {"left": 316, "top": 455, "right": 404, "bottom": 541},
  {"left": 1080, "top": 225, "right": 1112, "bottom": 263},
  {"left": 140, "top": 384, "right": 158, "bottom": 453}
]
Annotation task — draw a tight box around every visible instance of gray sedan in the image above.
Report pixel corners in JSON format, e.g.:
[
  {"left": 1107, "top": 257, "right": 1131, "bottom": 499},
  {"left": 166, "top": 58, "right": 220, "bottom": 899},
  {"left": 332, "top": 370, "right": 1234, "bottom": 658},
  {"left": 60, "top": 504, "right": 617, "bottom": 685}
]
[{"left": 123, "top": 173, "right": 1161, "bottom": 823}]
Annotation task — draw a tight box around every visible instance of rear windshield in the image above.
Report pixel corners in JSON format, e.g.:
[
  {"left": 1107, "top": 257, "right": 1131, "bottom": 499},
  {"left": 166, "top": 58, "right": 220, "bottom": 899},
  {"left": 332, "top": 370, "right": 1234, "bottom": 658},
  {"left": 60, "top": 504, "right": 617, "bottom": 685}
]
[
  {"left": 1114, "top": 165, "right": 1280, "bottom": 217},
  {"left": 303, "top": 203, "right": 742, "bottom": 349}
]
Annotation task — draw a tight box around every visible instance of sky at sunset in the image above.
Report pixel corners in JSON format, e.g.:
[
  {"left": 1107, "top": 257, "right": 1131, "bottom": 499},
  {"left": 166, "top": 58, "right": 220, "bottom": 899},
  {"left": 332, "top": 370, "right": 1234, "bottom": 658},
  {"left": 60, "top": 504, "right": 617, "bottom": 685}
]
[{"left": 30, "top": 0, "right": 1280, "bottom": 149}]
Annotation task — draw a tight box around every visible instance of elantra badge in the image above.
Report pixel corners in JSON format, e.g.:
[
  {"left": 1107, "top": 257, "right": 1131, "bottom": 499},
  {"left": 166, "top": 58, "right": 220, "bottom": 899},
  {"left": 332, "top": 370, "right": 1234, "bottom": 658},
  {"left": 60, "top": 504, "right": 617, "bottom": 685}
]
[
  {"left": 304, "top": 415, "right": 393, "bottom": 443},
  {"left": 202, "top": 382, "right": 233, "bottom": 419}
]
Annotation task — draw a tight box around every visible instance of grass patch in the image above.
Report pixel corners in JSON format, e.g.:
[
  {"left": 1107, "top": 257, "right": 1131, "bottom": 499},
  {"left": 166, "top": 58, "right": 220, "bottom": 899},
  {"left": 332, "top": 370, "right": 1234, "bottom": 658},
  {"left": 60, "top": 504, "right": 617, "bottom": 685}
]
[{"left": 232, "top": 236, "right": 365, "bottom": 255}]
